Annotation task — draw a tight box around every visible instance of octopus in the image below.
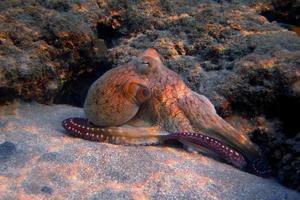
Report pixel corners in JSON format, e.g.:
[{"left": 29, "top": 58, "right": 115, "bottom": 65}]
[{"left": 62, "top": 48, "right": 271, "bottom": 177}]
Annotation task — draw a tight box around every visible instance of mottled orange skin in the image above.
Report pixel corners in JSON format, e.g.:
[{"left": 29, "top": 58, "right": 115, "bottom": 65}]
[{"left": 83, "top": 49, "right": 260, "bottom": 158}]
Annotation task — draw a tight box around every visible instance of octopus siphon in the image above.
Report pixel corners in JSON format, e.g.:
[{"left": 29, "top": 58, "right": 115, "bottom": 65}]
[{"left": 62, "top": 48, "right": 271, "bottom": 177}]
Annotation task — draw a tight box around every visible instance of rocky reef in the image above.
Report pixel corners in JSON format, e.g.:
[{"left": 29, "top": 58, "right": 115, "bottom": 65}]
[{"left": 1, "top": 0, "right": 300, "bottom": 193}]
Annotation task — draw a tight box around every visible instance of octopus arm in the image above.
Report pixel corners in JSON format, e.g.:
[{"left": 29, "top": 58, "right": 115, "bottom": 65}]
[
  {"left": 163, "top": 132, "right": 272, "bottom": 177},
  {"left": 62, "top": 117, "right": 168, "bottom": 145},
  {"left": 180, "top": 92, "right": 262, "bottom": 160},
  {"left": 163, "top": 132, "right": 247, "bottom": 169}
]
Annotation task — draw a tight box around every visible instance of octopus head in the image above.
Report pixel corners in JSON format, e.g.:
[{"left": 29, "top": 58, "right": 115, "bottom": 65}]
[{"left": 83, "top": 48, "right": 163, "bottom": 127}]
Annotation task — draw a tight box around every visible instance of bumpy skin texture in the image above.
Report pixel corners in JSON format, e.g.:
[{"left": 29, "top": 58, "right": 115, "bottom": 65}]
[{"left": 62, "top": 48, "right": 271, "bottom": 177}]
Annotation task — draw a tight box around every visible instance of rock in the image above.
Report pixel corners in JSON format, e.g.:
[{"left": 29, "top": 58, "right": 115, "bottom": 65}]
[
  {"left": 250, "top": 128, "right": 300, "bottom": 191},
  {"left": 0, "top": 141, "right": 17, "bottom": 160},
  {"left": 105, "top": 0, "right": 300, "bottom": 117},
  {"left": 271, "top": 0, "right": 300, "bottom": 25},
  {"left": 0, "top": 0, "right": 111, "bottom": 104},
  {"left": 0, "top": 101, "right": 299, "bottom": 199},
  {"left": 1, "top": 0, "right": 296, "bottom": 106},
  {"left": 260, "top": 0, "right": 300, "bottom": 35}
]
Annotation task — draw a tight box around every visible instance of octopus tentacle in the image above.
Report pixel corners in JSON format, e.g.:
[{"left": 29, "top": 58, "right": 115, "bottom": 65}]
[
  {"left": 62, "top": 118, "right": 246, "bottom": 168},
  {"left": 162, "top": 132, "right": 247, "bottom": 169},
  {"left": 245, "top": 157, "right": 272, "bottom": 178},
  {"left": 62, "top": 118, "right": 271, "bottom": 177},
  {"left": 162, "top": 132, "right": 272, "bottom": 177},
  {"left": 180, "top": 92, "right": 261, "bottom": 158},
  {"left": 62, "top": 118, "right": 167, "bottom": 145}
]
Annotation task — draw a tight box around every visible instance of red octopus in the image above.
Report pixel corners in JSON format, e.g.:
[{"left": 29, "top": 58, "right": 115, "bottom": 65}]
[{"left": 62, "top": 48, "right": 271, "bottom": 177}]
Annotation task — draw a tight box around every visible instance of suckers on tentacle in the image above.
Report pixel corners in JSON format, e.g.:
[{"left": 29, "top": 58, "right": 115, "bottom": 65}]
[
  {"left": 62, "top": 118, "right": 246, "bottom": 168},
  {"left": 162, "top": 132, "right": 272, "bottom": 177},
  {"left": 62, "top": 118, "right": 166, "bottom": 146},
  {"left": 62, "top": 117, "right": 271, "bottom": 177},
  {"left": 162, "top": 132, "right": 247, "bottom": 169}
]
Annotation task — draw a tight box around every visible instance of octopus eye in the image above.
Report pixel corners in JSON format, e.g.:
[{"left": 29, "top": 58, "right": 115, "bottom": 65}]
[
  {"left": 133, "top": 57, "right": 154, "bottom": 74},
  {"left": 141, "top": 87, "right": 150, "bottom": 98},
  {"left": 124, "top": 82, "right": 151, "bottom": 105},
  {"left": 142, "top": 60, "right": 149, "bottom": 65},
  {"left": 136, "top": 85, "right": 151, "bottom": 104}
]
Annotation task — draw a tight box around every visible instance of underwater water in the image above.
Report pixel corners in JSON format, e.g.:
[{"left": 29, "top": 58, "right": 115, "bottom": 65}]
[{"left": 1, "top": 0, "right": 300, "bottom": 199}]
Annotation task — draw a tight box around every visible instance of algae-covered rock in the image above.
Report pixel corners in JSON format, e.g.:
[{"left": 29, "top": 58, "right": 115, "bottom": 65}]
[{"left": 0, "top": 0, "right": 109, "bottom": 104}]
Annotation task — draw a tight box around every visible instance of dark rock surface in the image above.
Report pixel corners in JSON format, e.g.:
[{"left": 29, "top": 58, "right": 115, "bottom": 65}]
[
  {"left": 0, "top": 101, "right": 299, "bottom": 199},
  {"left": 1, "top": 0, "right": 300, "bottom": 192},
  {"left": 260, "top": 0, "right": 300, "bottom": 36},
  {"left": 269, "top": 0, "right": 300, "bottom": 25},
  {"left": 250, "top": 128, "right": 300, "bottom": 191}
]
